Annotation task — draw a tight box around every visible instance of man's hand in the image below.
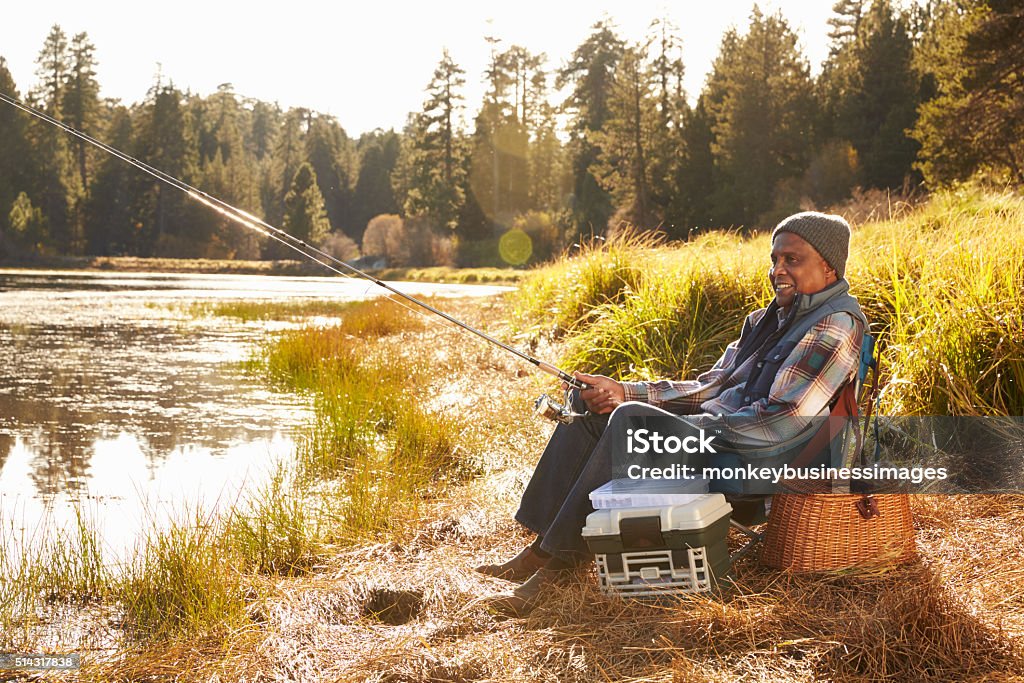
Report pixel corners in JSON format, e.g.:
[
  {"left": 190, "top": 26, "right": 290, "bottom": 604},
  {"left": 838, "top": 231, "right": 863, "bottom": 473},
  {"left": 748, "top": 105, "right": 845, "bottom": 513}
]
[{"left": 571, "top": 371, "right": 626, "bottom": 415}]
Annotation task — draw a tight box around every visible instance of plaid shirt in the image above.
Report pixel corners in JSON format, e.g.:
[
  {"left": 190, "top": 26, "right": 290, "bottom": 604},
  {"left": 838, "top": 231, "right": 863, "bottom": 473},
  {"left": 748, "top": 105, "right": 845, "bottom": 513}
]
[{"left": 621, "top": 307, "right": 863, "bottom": 447}]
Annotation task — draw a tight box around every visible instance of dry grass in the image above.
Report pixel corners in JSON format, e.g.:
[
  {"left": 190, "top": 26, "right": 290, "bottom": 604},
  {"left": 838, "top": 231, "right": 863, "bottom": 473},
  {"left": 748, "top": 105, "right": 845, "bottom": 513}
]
[
  {"left": 371, "top": 266, "right": 526, "bottom": 284},
  {"left": 79, "top": 491, "right": 1023, "bottom": 682}
]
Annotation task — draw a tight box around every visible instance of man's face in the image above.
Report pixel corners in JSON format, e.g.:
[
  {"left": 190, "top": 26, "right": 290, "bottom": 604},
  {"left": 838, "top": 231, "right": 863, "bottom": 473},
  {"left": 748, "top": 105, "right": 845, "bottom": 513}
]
[{"left": 769, "top": 232, "right": 837, "bottom": 310}]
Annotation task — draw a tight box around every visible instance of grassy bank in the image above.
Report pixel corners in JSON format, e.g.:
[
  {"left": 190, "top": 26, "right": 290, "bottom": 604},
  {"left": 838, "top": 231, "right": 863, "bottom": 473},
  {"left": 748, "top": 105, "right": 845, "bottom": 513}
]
[
  {"left": 514, "top": 187, "right": 1024, "bottom": 415},
  {"left": 372, "top": 265, "right": 525, "bottom": 284},
  {"left": 0, "top": 254, "right": 322, "bottom": 275},
  {"left": 184, "top": 298, "right": 356, "bottom": 321}
]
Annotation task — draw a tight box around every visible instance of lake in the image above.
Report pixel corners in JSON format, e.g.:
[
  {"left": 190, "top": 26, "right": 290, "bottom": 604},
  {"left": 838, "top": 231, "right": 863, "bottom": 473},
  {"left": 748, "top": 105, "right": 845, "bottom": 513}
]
[{"left": 0, "top": 269, "right": 510, "bottom": 559}]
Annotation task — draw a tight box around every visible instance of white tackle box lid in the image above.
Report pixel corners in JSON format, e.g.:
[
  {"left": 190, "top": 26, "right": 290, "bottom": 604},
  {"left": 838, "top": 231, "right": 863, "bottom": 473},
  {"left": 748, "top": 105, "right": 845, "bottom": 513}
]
[
  {"left": 589, "top": 477, "right": 709, "bottom": 509},
  {"left": 582, "top": 493, "right": 733, "bottom": 536}
]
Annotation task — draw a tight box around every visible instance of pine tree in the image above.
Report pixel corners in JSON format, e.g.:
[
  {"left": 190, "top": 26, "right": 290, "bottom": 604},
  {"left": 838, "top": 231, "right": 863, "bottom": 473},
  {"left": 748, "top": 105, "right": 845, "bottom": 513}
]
[
  {"left": 283, "top": 162, "right": 330, "bottom": 246},
  {"left": 24, "top": 24, "right": 76, "bottom": 250},
  {"left": 645, "top": 16, "right": 691, "bottom": 236},
  {"left": 674, "top": 96, "right": 716, "bottom": 231},
  {"left": 558, "top": 20, "right": 626, "bottom": 235},
  {"left": 528, "top": 91, "right": 569, "bottom": 214},
  {"left": 498, "top": 45, "right": 539, "bottom": 217},
  {"left": 392, "top": 50, "right": 467, "bottom": 232},
  {"left": 174, "top": 87, "right": 263, "bottom": 257},
  {"left": 591, "top": 45, "right": 658, "bottom": 230},
  {"left": 352, "top": 130, "right": 400, "bottom": 243},
  {"left": 133, "top": 82, "right": 198, "bottom": 255},
  {"left": 704, "top": 7, "right": 816, "bottom": 227},
  {"left": 199, "top": 149, "right": 262, "bottom": 258},
  {"left": 63, "top": 32, "right": 101, "bottom": 193},
  {"left": 467, "top": 41, "right": 539, "bottom": 236},
  {"left": 265, "top": 108, "right": 307, "bottom": 230},
  {"left": 247, "top": 100, "right": 282, "bottom": 245},
  {"left": 0, "top": 59, "right": 33, "bottom": 239},
  {"left": 32, "top": 25, "right": 69, "bottom": 114},
  {"left": 248, "top": 99, "right": 280, "bottom": 162},
  {"left": 828, "top": 0, "right": 868, "bottom": 47},
  {"left": 84, "top": 105, "right": 134, "bottom": 255},
  {"left": 305, "top": 114, "right": 355, "bottom": 237},
  {"left": 824, "top": 0, "right": 921, "bottom": 190},
  {"left": 913, "top": 0, "right": 1024, "bottom": 185},
  {"left": 58, "top": 31, "right": 102, "bottom": 253}
]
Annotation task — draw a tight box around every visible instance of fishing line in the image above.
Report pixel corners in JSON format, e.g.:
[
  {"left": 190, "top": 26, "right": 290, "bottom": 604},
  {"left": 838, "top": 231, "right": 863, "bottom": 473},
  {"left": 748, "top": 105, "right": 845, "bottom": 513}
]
[
  {"left": 0, "top": 92, "right": 590, "bottom": 419},
  {"left": 184, "top": 186, "right": 430, "bottom": 321},
  {"left": 0, "top": 91, "right": 431, "bottom": 324}
]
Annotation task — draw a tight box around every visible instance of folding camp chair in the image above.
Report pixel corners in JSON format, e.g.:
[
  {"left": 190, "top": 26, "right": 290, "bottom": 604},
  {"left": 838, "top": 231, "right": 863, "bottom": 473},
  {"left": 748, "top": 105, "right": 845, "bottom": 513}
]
[{"left": 727, "top": 332, "right": 879, "bottom": 564}]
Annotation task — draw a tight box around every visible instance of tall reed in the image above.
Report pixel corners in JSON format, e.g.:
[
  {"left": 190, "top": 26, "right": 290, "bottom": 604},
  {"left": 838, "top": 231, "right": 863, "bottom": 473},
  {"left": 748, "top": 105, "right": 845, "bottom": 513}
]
[
  {"left": 0, "top": 521, "right": 45, "bottom": 648},
  {"left": 851, "top": 189, "right": 1024, "bottom": 414},
  {"left": 226, "top": 460, "right": 324, "bottom": 576},
  {"left": 115, "top": 510, "right": 249, "bottom": 639},
  {"left": 253, "top": 298, "right": 464, "bottom": 541},
  {"left": 0, "top": 502, "right": 114, "bottom": 649},
  {"left": 38, "top": 504, "right": 109, "bottom": 604}
]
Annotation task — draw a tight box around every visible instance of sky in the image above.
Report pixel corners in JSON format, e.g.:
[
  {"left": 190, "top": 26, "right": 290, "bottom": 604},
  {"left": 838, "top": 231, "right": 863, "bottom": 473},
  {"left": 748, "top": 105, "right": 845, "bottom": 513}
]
[{"left": 2, "top": 1, "right": 838, "bottom": 137}]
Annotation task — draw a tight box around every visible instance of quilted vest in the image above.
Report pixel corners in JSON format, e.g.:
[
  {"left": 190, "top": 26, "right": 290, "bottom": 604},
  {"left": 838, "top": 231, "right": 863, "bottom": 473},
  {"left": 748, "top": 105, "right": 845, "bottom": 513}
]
[{"left": 735, "top": 279, "right": 867, "bottom": 408}]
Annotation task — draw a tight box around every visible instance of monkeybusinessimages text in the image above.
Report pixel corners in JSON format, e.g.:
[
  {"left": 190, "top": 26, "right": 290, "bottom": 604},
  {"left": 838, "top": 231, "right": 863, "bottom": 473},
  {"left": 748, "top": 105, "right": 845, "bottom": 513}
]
[{"left": 624, "top": 428, "right": 949, "bottom": 485}]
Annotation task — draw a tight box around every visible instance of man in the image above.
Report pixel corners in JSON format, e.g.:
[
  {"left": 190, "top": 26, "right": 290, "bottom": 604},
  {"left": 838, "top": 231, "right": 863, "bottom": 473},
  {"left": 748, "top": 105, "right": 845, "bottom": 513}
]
[{"left": 477, "top": 211, "right": 867, "bottom": 617}]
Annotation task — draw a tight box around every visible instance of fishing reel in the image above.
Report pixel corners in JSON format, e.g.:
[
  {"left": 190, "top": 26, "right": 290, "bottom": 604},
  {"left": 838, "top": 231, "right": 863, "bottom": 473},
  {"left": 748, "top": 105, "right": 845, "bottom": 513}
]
[{"left": 534, "top": 387, "right": 590, "bottom": 424}]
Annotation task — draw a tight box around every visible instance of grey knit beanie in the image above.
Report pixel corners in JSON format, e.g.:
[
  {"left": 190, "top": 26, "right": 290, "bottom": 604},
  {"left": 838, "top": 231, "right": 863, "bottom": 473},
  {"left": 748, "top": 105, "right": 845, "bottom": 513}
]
[{"left": 771, "top": 211, "right": 851, "bottom": 278}]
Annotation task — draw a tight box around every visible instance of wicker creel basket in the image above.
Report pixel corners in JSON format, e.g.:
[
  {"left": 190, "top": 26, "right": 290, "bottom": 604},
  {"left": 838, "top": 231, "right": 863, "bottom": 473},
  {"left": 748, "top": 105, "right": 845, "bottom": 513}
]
[{"left": 760, "top": 492, "right": 916, "bottom": 572}]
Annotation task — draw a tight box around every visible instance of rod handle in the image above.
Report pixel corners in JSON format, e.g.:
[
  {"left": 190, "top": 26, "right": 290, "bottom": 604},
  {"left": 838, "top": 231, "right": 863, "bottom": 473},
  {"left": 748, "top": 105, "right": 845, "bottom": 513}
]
[{"left": 535, "top": 361, "right": 588, "bottom": 390}]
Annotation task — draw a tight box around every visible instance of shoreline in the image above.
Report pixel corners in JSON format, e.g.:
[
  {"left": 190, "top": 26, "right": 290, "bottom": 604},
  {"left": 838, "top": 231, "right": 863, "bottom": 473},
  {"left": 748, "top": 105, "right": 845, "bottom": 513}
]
[
  {"left": 0, "top": 255, "right": 325, "bottom": 276},
  {"left": 2, "top": 294, "right": 1022, "bottom": 681},
  {"left": 0, "top": 255, "right": 526, "bottom": 284}
]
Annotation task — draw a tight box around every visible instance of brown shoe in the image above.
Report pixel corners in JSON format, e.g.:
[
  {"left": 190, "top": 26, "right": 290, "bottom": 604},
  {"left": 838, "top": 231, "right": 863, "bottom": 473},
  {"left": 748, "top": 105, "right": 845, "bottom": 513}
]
[
  {"left": 474, "top": 545, "right": 548, "bottom": 582},
  {"left": 484, "top": 567, "right": 575, "bottom": 618}
]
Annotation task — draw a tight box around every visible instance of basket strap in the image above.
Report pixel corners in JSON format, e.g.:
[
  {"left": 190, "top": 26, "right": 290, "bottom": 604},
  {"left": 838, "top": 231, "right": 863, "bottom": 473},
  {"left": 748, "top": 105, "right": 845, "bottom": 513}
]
[{"left": 856, "top": 495, "right": 880, "bottom": 519}]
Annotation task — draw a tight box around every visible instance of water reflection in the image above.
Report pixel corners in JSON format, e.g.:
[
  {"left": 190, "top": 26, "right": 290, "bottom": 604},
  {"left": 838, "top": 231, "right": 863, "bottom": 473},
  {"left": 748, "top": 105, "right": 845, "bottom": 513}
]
[
  {"left": 0, "top": 314, "right": 304, "bottom": 497},
  {"left": 0, "top": 432, "right": 293, "bottom": 564},
  {"left": 0, "top": 269, "right": 509, "bottom": 555}
]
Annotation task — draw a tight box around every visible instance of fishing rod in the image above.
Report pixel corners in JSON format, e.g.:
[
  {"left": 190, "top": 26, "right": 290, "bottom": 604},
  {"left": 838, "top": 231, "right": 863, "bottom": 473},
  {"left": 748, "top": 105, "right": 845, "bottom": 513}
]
[{"left": 0, "top": 91, "right": 589, "bottom": 423}]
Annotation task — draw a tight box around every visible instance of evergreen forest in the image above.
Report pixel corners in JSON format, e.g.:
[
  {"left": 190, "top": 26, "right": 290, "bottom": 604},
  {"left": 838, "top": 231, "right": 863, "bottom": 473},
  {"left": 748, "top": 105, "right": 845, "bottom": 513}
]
[{"left": 0, "top": 0, "right": 1021, "bottom": 267}]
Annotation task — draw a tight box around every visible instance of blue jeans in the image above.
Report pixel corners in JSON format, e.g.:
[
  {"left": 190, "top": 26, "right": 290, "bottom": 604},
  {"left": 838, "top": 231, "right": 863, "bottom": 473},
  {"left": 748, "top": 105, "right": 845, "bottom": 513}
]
[{"left": 515, "top": 392, "right": 704, "bottom": 563}]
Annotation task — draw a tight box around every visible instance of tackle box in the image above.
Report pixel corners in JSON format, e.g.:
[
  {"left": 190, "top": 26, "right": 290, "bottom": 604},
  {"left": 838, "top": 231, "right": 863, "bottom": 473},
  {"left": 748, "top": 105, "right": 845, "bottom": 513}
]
[
  {"left": 589, "top": 476, "right": 709, "bottom": 509},
  {"left": 582, "top": 492, "right": 733, "bottom": 597}
]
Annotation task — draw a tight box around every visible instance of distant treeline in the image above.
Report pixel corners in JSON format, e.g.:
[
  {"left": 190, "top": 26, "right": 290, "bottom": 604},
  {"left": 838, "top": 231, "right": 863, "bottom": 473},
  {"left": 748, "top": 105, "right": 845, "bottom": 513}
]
[{"left": 0, "top": 1, "right": 1020, "bottom": 267}]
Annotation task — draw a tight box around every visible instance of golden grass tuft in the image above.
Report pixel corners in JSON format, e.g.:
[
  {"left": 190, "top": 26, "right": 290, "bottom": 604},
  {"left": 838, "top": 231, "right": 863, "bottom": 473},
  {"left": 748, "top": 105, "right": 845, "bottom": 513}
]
[{"left": 114, "top": 511, "right": 250, "bottom": 640}]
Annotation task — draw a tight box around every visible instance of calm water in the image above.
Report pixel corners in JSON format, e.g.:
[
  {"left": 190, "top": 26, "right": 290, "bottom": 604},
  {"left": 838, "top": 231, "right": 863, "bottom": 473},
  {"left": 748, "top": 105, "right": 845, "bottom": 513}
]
[{"left": 0, "top": 269, "right": 510, "bottom": 557}]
